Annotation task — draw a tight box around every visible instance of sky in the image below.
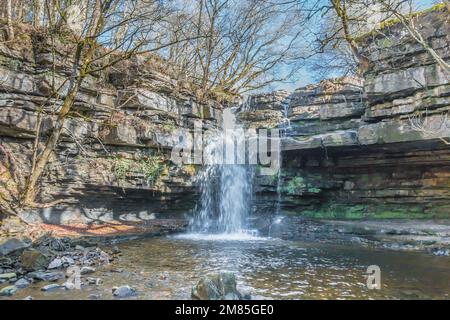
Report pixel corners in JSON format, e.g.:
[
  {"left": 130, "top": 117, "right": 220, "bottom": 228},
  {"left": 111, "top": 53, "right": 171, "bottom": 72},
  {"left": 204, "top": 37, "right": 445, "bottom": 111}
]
[{"left": 271, "top": 0, "right": 440, "bottom": 93}]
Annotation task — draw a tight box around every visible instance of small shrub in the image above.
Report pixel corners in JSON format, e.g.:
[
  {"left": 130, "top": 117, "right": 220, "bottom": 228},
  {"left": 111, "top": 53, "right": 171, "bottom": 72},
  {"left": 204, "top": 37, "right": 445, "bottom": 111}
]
[{"left": 139, "top": 156, "right": 165, "bottom": 185}]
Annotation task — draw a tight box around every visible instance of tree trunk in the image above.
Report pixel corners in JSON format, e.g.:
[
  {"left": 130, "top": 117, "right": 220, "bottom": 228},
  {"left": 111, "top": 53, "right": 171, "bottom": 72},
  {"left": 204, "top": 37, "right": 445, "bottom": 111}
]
[
  {"left": 21, "top": 80, "right": 81, "bottom": 205},
  {"left": 6, "top": 0, "right": 14, "bottom": 40},
  {"left": 33, "top": 0, "right": 45, "bottom": 28},
  {"left": 21, "top": 4, "right": 104, "bottom": 205}
]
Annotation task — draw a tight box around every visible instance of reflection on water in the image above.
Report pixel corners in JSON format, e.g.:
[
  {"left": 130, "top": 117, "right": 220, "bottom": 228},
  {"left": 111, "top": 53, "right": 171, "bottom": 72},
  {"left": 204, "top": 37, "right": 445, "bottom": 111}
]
[{"left": 5, "top": 236, "right": 450, "bottom": 300}]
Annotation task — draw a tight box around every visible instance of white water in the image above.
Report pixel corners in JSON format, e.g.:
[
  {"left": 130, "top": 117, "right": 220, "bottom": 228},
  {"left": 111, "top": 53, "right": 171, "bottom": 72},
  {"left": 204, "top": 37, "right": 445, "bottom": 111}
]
[{"left": 187, "top": 108, "right": 256, "bottom": 239}]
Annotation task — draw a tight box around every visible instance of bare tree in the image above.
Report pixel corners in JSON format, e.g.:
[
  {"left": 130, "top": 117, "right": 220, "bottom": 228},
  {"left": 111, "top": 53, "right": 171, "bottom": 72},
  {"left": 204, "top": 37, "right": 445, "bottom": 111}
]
[
  {"left": 165, "top": 0, "right": 308, "bottom": 98},
  {"left": 19, "top": 0, "right": 191, "bottom": 206},
  {"left": 377, "top": 0, "right": 450, "bottom": 74}
]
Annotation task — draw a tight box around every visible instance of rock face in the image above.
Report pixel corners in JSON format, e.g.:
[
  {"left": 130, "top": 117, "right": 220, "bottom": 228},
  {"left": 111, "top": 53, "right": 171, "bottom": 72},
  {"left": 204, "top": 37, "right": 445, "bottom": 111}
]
[
  {"left": 191, "top": 272, "right": 243, "bottom": 300},
  {"left": 247, "top": 8, "right": 450, "bottom": 219},
  {"left": 0, "top": 31, "right": 222, "bottom": 225}
]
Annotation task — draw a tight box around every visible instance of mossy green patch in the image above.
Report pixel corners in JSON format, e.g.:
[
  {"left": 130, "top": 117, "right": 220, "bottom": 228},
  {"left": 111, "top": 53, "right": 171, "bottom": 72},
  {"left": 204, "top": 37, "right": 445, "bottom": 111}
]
[
  {"left": 113, "top": 155, "right": 166, "bottom": 186},
  {"left": 295, "top": 204, "right": 450, "bottom": 220}
]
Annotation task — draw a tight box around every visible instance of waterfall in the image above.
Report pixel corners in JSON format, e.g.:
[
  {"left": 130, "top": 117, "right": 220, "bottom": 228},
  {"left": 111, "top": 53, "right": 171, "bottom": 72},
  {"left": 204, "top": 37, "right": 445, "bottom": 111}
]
[
  {"left": 270, "top": 94, "right": 291, "bottom": 236},
  {"left": 189, "top": 108, "right": 254, "bottom": 235}
]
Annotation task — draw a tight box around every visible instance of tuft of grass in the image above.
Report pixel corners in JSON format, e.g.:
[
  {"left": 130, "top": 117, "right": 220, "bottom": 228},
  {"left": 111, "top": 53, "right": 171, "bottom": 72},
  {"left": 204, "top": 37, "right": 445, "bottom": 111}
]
[{"left": 113, "top": 155, "right": 166, "bottom": 186}]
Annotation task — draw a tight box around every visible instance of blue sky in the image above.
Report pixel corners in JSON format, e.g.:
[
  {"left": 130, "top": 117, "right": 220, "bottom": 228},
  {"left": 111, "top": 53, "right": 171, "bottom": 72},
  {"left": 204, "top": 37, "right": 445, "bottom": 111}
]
[{"left": 271, "top": 0, "right": 440, "bottom": 92}]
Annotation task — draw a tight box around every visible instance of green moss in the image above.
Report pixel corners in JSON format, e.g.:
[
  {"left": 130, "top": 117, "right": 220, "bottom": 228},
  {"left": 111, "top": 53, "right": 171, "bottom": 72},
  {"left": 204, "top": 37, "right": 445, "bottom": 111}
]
[{"left": 295, "top": 204, "right": 450, "bottom": 220}]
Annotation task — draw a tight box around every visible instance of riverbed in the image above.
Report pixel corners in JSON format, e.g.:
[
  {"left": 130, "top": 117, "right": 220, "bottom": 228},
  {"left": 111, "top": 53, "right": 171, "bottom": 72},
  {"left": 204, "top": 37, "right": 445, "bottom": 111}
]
[{"left": 5, "top": 235, "right": 450, "bottom": 300}]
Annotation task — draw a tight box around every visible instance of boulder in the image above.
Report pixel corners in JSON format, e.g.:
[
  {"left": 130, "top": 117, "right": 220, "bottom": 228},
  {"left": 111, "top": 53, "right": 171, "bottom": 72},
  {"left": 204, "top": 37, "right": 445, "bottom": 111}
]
[
  {"left": 0, "top": 238, "right": 30, "bottom": 256},
  {"left": 0, "top": 273, "right": 17, "bottom": 281},
  {"left": 191, "top": 272, "right": 243, "bottom": 300},
  {"left": 20, "top": 249, "right": 50, "bottom": 271},
  {"left": 112, "top": 285, "right": 136, "bottom": 298},
  {"left": 14, "top": 278, "right": 31, "bottom": 288},
  {"left": 0, "top": 285, "right": 17, "bottom": 296}
]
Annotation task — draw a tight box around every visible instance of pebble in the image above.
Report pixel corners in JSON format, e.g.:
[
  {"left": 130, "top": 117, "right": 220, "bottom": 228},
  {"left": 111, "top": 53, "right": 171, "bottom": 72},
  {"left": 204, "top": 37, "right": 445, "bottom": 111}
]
[{"left": 86, "top": 277, "right": 102, "bottom": 285}]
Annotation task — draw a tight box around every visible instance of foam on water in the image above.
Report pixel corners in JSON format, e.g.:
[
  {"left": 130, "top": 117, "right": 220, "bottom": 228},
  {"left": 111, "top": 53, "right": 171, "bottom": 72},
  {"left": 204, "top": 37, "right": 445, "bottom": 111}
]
[{"left": 172, "top": 232, "right": 269, "bottom": 241}]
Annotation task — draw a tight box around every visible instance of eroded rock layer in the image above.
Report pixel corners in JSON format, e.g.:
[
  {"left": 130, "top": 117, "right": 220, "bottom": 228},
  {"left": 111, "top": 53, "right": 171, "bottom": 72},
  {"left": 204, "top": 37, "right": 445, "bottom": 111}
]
[
  {"left": 0, "top": 30, "right": 222, "bottom": 224},
  {"left": 249, "top": 8, "right": 450, "bottom": 219}
]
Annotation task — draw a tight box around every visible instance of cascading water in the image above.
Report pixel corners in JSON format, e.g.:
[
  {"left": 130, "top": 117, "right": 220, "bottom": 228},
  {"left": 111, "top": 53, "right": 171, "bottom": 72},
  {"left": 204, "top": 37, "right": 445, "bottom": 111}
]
[
  {"left": 270, "top": 94, "right": 291, "bottom": 236},
  {"left": 188, "top": 108, "right": 254, "bottom": 236}
]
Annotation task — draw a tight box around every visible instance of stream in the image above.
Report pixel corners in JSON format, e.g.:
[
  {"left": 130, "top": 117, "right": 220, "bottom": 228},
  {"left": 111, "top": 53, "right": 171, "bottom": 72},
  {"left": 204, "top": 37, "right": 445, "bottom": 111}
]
[{"left": 6, "top": 235, "right": 450, "bottom": 300}]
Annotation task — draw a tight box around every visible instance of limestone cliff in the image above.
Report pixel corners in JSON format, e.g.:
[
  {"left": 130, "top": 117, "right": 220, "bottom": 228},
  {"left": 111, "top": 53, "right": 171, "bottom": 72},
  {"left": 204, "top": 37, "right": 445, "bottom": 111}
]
[
  {"left": 246, "top": 7, "right": 450, "bottom": 219},
  {"left": 0, "top": 29, "right": 222, "bottom": 224}
]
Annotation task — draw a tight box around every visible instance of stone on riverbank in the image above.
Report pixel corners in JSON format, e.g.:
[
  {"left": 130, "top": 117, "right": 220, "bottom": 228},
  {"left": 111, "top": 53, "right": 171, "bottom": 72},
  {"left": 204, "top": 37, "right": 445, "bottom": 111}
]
[
  {"left": 112, "top": 285, "right": 136, "bottom": 298},
  {"left": 47, "top": 258, "right": 63, "bottom": 269},
  {"left": 0, "top": 238, "right": 30, "bottom": 256},
  {"left": 0, "top": 272, "right": 17, "bottom": 281},
  {"left": 80, "top": 266, "right": 96, "bottom": 275},
  {"left": 0, "top": 285, "right": 17, "bottom": 296},
  {"left": 20, "top": 249, "right": 50, "bottom": 271},
  {"left": 14, "top": 278, "right": 31, "bottom": 288},
  {"left": 41, "top": 283, "right": 63, "bottom": 292},
  {"left": 191, "top": 272, "right": 243, "bottom": 300},
  {"left": 27, "top": 271, "right": 64, "bottom": 282}
]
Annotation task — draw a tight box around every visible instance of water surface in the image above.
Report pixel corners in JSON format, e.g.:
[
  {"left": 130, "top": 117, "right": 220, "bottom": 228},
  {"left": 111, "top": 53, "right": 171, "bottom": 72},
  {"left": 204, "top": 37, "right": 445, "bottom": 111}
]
[{"left": 8, "top": 236, "right": 449, "bottom": 300}]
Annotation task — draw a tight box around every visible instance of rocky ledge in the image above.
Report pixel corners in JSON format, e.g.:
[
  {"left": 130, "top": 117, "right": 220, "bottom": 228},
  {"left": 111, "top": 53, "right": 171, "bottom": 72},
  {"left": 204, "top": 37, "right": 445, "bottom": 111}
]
[{"left": 244, "top": 7, "right": 450, "bottom": 220}]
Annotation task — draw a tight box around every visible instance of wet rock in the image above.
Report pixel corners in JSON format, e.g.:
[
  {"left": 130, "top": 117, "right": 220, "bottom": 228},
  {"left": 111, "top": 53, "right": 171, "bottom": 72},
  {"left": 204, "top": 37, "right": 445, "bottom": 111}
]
[
  {"left": 112, "top": 285, "right": 136, "bottom": 298},
  {"left": 41, "top": 283, "right": 63, "bottom": 292},
  {"left": 0, "top": 272, "right": 17, "bottom": 281},
  {"left": 27, "top": 271, "right": 65, "bottom": 282},
  {"left": 191, "top": 272, "right": 243, "bottom": 300},
  {"left": 80, "top": 266, "right": 96, "bottom": 275},
  {"left": 20, "top": 249, "right": 50, "bottom": 271},
  {"left": 0, "top": 285, "right": 17, "bottom": 296},
  {"left": 0, "top": 238, "right": 30, "bottom": 256},
  {"left": 14, "top": 278, "right": 31, "bottom": 288}
]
